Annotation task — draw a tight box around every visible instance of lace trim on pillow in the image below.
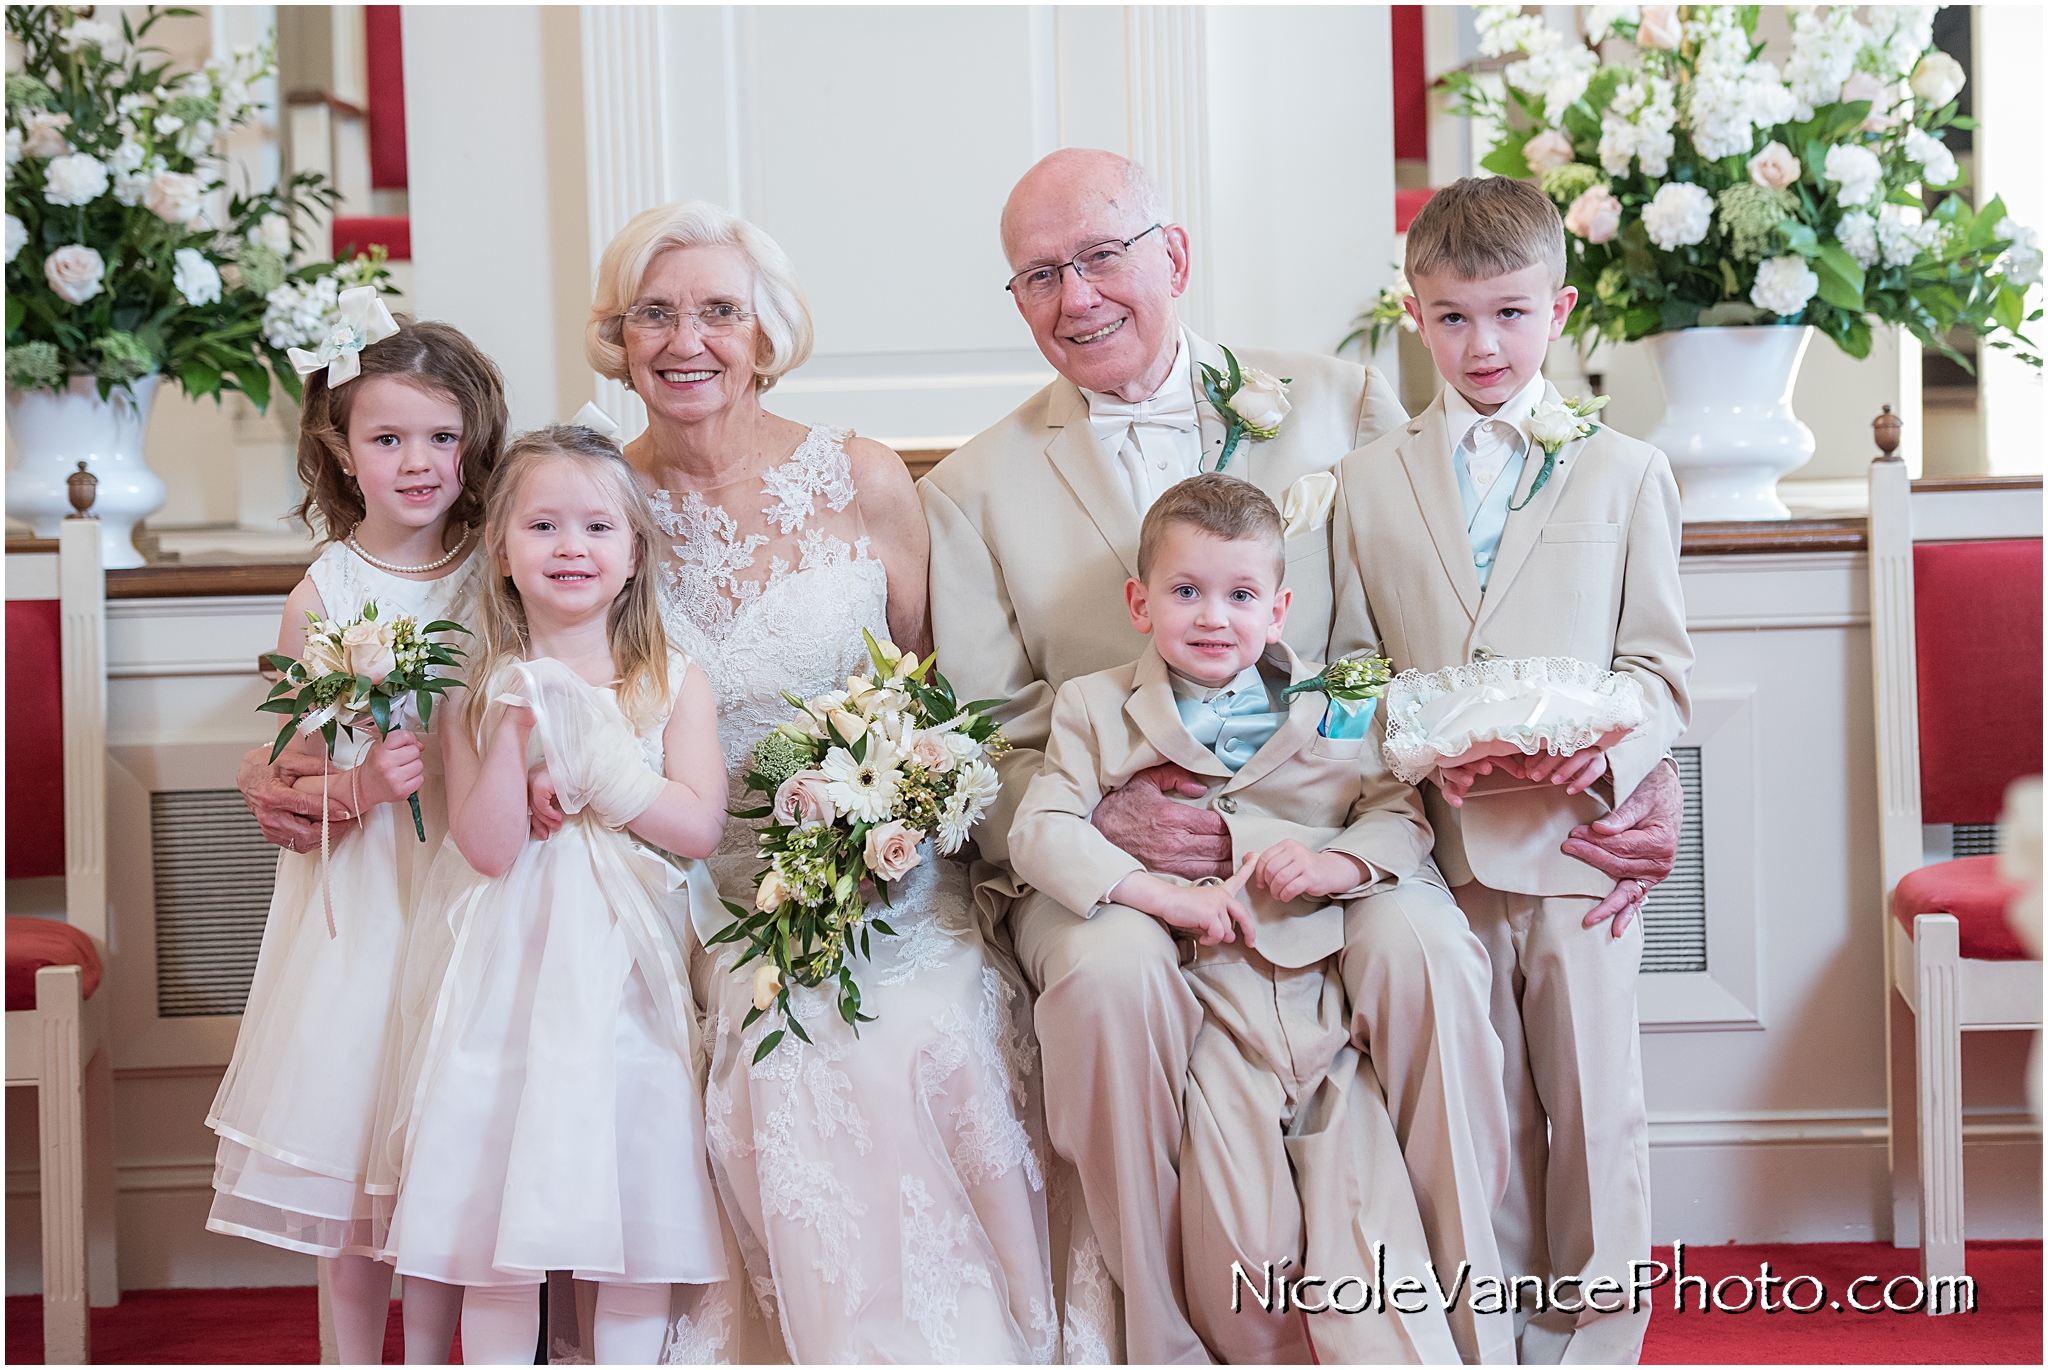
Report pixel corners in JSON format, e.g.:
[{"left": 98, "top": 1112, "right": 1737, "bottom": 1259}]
[{"left": 1381, "top": 655, "right": 1647, "bottom": 784}]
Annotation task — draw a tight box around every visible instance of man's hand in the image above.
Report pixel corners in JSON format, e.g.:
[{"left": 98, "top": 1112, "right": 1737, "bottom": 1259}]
[
  {"left": 237, "top": 745, "right": 349, "bottom": 854},
  {"left": 1567, "top": 757, "right": 1683, "bottom": 936},
  {"left": 1090, "top": 762, "right": 1231, "bottom": 880},
  {"left": 528, "top": 763, "right": 565, "bottom": 842}
]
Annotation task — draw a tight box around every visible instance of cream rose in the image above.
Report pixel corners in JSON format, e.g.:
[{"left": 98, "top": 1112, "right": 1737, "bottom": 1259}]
[
  {"left": 43, "top": 244, "right": 106, "bottom": 305},
  {"left": 910, "top": 731, "right": 956, "bottom": 774},
  {"left": 1525, "top": 402, "right": 1583, "bottom": 452},
  {"left": 1224, "top": 368, "right": 1291, "bottom": 437},
  {"left": 1747, "top": 141, "right": 1802, "bottom": 191},
  {"left": 752, "top": 962, "right": 783, "bottom": 1011},
  {"left": 1910, "top": 52, "right": 1965, "bottom": 110},
  {"left": 863, "top": 820, "right": 924, "bottom": 883},
  {"left": 1522, "top": 129, "right": 1577, "bottom": 175},
  {"left": 340, "top": 620, "right": 398, "bottom": 684},
  {"left": 826, "top": 708, "right": 868, "bottom": 744},
  {"left": 772, "top": 769, "right": 837, "bottom": 826},
  {"left": 755, "top": 869, "right": 790, "bottom": 913},
  {"left": 144, "top": 170, "right": 207, "bottom": 224},
  {"left": 1563, "top": 186, "right": 1622, "bottom": 244},
  {"left": 1636, "top": 5, "right": 1682, "bottom": 49}
]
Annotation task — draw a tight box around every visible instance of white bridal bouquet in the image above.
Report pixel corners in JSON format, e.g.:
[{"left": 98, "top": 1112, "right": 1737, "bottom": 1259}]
[
  {"left": 713, "top": 632, "right": 1007, "bottom": 1057},
  {"left": 1436, "top": 4, "right": 2039, "bottom": 369},
  {"left": 5, "top": 6, "right": 392, "bottom": 406}
]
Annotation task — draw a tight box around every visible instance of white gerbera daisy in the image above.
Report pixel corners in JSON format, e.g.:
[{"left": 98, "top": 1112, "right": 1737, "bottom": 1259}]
[
  {"left": 821, "top": 745, "right": 904, "bottom": 823},
  {"left": 953, "top": 759, "right": 1001, "bottom": 817},
  {"left": 935, "top": 789, "right": 976, "bottom": 855}
]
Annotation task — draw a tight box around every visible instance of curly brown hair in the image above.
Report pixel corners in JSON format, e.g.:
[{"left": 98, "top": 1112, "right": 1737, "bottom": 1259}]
[{"left": 292, "top": 317, "right": 509, "bottom": 545}]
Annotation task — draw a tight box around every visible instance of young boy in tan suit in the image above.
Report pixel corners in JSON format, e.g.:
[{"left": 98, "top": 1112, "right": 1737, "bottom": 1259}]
[
  {"left": 1011, "top": 474, "right": 1463, "bottom": 1366},
  {"left": 1330, "top": 177, "right": 1695, "bottom": 1364}
]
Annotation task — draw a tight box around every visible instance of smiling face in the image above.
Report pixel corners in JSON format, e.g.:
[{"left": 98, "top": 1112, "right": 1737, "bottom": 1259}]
[
  {"left": 1001, "top": 151, "right": 1190, "bottom": 401},
  {"left": 623, "top": 243, "right": 762, "bottom": 426},
  {"left": 1403, "top": 261, "right": 1576, "bottom": 414},
  {"left": 495, "top": 457, "right": 639, "bottom": 630},
  {"left": 344, "top": 376, "right": 466, "bottom": 543},
  {"left": 1127, "top": 523, "right": 1291, "bottom": 688}
]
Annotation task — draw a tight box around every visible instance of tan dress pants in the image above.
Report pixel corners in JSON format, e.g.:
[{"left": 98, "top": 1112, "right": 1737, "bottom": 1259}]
[
  {"left": 1011, "top": 891, "right": 1209, "bottom": 1364},
  {"left": 1341, "top": 877, "right": 1518, "bottom": 1364},
  {"left": 1179, "top": 942, "right": 1461, "bottom": 1366},
  {"left": 1456, "top": 883, "right": 1652, "bottom": 1366}
]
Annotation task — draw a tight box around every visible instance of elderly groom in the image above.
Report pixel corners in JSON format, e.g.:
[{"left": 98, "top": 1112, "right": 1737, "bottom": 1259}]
[{"left": 925, "top": 148, "right": 1519, "bottom": 1363}]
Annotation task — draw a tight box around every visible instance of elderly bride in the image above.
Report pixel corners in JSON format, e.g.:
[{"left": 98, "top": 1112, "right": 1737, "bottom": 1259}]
[{"left": 577, "top": 202, "right": 1059, "bottom": 1363}]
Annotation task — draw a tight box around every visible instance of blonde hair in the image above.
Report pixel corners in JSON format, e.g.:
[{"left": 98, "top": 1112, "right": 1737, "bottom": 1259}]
[
  {"left": 1137, "top": 473, "right": 1287, "bottom": 584},
  {"left": 585, "top": 201, "right": 815, "bottom": 393},
  {"left": 464, "top": 425, "right": 670, "bottom": 743},
  {"left": 293, "top": 317, "right": 508, "bottom": 543},
  {"left": 1404, "top": 176, "right": 1567, "bottom": 289}
]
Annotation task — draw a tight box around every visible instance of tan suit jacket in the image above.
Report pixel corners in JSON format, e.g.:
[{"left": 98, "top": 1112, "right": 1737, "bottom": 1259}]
[
  {"left": 920, "top": 330, "right": 1404, "bottom": 874},
  {"left": 1329, "top": 382, "right": 1693, "bottom": 898},
  {"left": 1008, "top": 641, "right": 1432, "bottom": 968}
]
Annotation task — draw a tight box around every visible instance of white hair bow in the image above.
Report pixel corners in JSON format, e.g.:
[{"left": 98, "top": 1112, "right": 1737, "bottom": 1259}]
[
  {"left": 570, "top": 401, "right": 622, "bottom": 439},
  {"left": 287, "top": 286, "right": 400, "bottom": 387}
]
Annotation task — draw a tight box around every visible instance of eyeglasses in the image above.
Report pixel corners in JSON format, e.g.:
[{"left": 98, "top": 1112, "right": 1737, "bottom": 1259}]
[
  {"left": 1004, "top": 224, "right": 1164, "bottom": 303},
  {"left": 618, "top": 302, "right": 757, "bottom": 338}
]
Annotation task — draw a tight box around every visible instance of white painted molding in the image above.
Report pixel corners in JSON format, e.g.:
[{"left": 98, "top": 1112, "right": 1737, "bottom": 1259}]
[
  {"left": 1125, "top": 5, "right": 1212, "bottom": 337},
  {"left": 60, "top": 520, "right": 107, "bottom": 949}
]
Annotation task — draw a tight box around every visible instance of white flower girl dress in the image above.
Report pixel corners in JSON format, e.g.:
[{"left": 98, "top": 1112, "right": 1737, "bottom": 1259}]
[{"left": 207, "top": 544, "right": 482, "bottom": 1258}]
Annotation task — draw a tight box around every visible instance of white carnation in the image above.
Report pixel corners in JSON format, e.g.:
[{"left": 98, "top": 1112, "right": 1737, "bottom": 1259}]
[
  {"left": 1903, "top": 127, "right": 1959, "bottom": 188},
  {"left": 41, "top": 152, "right": 109, "bottom": 207},
  {"left": 1642, "top": 182, "right": 1713, "bottom": 250},
  {"left": 1823, "top": 144, "right": 1882, "bottom": 208},
  {"left": 1835, "top": 210, "right": 1880, "bottom": 269},
  {"left": 173, "top": 249, "right": 223, "bottom": 307},
  {"left": 1996, "top": 218, "right": 2042, "bottom": 290},
  {"left": 105, "top": 142, "right": 146, "bottom": 175},
  {"left": 1750, "top": 256, "right": 1820, "bottom": 317},
  {"left": 249, "top": 212, "right": 293, "bottom": 255},
  {"left": 4, "top": 214, "right": 26, "bottom": 265}
]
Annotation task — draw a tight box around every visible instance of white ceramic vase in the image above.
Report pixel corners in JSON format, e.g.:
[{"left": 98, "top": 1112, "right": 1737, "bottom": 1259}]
[
  {"left": 6, "top": 374, "right": 165, "bottom": 568},
  {"left": 1644, "top": 326, "right": 1814, "bottom": 522}
]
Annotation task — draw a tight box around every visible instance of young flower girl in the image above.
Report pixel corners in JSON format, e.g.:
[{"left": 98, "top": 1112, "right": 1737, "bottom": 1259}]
[
  {"left": 206, "top": 308, "right": 508, "bottom": 1365},
  {"left": 376, "top": 426, "right": 728, "bottom": 1365}
]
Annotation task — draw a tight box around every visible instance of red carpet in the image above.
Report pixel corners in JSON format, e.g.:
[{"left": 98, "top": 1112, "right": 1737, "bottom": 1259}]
[{"left": 5, "top": 1242, "right": 2039, "bottom": 1363}]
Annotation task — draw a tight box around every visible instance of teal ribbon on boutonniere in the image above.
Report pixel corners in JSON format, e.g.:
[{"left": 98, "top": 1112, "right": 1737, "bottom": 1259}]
[
  {"left": 1199, "top": 345, "right": 1293, "bottom": 472},
  {"left": 1283, "top": 652, "right": 1393, "bottom": 738},
  {"left": 1507, "top": 393, "right": 1610, "bottom": 512}
]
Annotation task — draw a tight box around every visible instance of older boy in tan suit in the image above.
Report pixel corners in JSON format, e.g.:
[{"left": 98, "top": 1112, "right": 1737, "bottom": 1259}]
[
  {"left": 1330, "top": 178, "right": 1694, "bottom": 1364},
  {"left": 1011, "top": 475, "right": 1458, "bottom": 1366}
]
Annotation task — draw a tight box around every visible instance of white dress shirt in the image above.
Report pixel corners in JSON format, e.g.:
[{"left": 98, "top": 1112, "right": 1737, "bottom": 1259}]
[
  {"left": 1081, "top": 330, "right": 1205, "bottom": 514},
  {"left": 1441, "top": 371, "right": 1546, "bottom": 494}
]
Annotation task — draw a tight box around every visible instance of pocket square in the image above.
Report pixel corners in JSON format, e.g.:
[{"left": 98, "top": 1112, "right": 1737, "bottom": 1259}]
[
  {"left": 1319, "top": 694, "right": 1377, "bottom": 739},
  {"left": 1281, "top": 471, "right": 1338, "bottom": 539}
]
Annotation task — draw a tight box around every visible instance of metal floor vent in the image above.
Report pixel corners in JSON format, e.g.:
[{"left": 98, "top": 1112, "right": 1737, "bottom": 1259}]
[
  {"left": 1640, "top": 746, "right": 1706, "bottom": 975},
  {"left": 1952, "top": 823, "right": 2001, "bottom": 859},
  {"left": 151, "top": 789, "right": 278, "bottom": 1018}
]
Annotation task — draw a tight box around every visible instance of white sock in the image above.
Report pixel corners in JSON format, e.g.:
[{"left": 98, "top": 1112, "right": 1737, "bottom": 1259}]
[
  {"left": 593, "top": 1281, "right": 672, "bottom": 1365},
  {"left": 459, "top": 1282, "right": 541, "bottom": 1365}
]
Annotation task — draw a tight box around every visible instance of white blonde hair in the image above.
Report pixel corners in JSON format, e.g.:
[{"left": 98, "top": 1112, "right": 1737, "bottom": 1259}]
[{"left": 585, "top": 201, "right": 814, "bottom": 393}]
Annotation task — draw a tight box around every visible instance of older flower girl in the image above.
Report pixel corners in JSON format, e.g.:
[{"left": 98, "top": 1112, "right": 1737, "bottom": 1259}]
[
  {"left": 375, "top": 427, "right": 728, "bottom": 1364},
  {"left": 206, "top": 311, "right": 506, "bottom": 1365}
]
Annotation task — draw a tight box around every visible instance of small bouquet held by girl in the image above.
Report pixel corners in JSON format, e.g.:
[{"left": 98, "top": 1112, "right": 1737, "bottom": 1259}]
[
  {"left": 260, "top": 602, "right": 470, "bottom": 845},
  {"left": 715, "top": 631, "right": 1006, "bottom": 1055}
]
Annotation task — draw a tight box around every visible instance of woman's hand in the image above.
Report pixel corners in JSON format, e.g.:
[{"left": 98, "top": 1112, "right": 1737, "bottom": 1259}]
[
  {"left": 357, "top": 730, "right": 426, "bottom": 812},
  {"left": 238, "top": 746, "right": 350, "bottom": 852},
  {"left": 528, "top": 764, "right": 565, "bottom": 842}
]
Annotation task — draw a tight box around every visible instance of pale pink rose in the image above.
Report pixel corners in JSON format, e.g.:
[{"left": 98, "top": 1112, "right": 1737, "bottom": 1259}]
[
  {"left": 1563, "top": 186, "right": 1623, "bottom": 244},
  {"left": 910, "top": 731, "right": 955, "bottom": 774},
  {"left": 1523, "top": 129, "right": 1577, "bottom": 174},
  {"left": 339, "top": 620, "right": 397, "bottom": 683},
  {"left": 863, "top": 820, "right": 924, "bottom": 882},
  {"left": 143, "top": 170, "right": 207, "bottom": 224},
  {"left": 1637, "top": 6, "right": 1682, "bottom": 50},
  {"left": 772, "top": 769, "right": 837, "bottom": 826},
  {"left": 1747, "top": 141, "right": 1802, "bottom": 191}
]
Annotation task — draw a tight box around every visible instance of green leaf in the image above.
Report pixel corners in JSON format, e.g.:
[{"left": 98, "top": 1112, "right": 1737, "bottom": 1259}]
[
  {"left": 263, "top": 652, "right": 297, "bottom": 672},
  {"left": 368, "top": 691, "right": 391, "bottom": 736},
  {"left": 1222, "top": 344, "right": 1242, "bottom": 392},
  {"left": 786, "top": 1013, "right": 813, "bottom": 1046},
  {"left": 267, "top": 716, "right": 299, "bottom": 763},
  {"left": 1478, "top": 132, "right": 1534, "bottom": 181},
  {"left": 1994, "top": 285, "right": 2026, "bottom": 334},
  {"left": 1813, "top": 245, "right": 1866, "bottom": 311},
  {"left": 751, "top": 1029, "right": 785, "bottom": 1064}
]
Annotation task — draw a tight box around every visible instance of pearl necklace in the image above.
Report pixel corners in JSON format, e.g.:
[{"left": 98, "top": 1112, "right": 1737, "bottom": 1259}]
[{"left": 347, "top": 527, "right": 472, "bottom": 575}]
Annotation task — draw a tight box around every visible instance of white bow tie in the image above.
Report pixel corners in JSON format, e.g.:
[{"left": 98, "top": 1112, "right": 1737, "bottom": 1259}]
[{"left": 1086, "top": 381, "right": 1200, "bottom": 443}]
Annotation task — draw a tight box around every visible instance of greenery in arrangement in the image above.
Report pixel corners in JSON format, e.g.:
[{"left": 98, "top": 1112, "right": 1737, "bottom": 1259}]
[
  {"left": 1362, "top": 5, "right": 2040, "bottom": 370},
  {"left": 5, "top": 5, "right": 393, "bottom": 407}
]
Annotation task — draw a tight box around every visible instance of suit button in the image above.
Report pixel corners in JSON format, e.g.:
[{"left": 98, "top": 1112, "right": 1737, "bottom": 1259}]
[
  {"left": 1216, "top": 796, "right": 1239, "bottom": 814},
  {"left": 1473, "top": 647, "right": 1494, "bottom": 661}
]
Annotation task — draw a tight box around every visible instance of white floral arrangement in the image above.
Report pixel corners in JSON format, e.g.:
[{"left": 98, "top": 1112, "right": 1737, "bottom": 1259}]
[
  {"left": 712, "top": 632, "right": 1008, "bottom": 1054},
  {"left": 1442, "top": 5, "right": 2040, "bottom": 369},
  {"left": 1380, "top": 656, "right": 1646, "bottom": 786},
  {"left": 5, "top": 6, "right": 391, "bottom": 407}
]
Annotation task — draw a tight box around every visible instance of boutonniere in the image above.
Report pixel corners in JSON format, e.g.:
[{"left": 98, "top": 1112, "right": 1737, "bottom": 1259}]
[
  {"left": 1282, "top": 652, "right": 1392, "bottom": 704},
  {"left": 1200, "top": 346, "right": 1292, "bottom": 472},
  {"left": 1509, "top": 394, "right": 1608, "bottom": 512}
]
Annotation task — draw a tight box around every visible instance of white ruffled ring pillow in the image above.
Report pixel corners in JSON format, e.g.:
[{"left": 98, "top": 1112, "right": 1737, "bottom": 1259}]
[{"left": 1380, "top": 656, "right": 1647, "bottom": 786}]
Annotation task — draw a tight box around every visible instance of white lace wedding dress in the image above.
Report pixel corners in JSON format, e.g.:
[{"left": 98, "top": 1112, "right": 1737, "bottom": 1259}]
[{"left": 649, "top": 426, "right": 1062, "bottom": 1363}]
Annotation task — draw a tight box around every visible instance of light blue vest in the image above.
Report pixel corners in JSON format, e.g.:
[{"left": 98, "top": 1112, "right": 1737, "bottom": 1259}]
[{"left": 1452, "top": 430, "right": 1529, "bottom": 592}]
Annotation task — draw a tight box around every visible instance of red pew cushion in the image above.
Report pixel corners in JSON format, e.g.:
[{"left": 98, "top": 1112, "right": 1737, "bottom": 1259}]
[
  {"left": 1913, "top": 539, "right": 2043, "bottom": 824},
  {"left": 1893, "top": 856, "right": 2031, "bottom": 962},
  {"left": 5, "top": 917, "right": 102, "bottom": 1010},
  {"left": 5, "top": 599, "right": 64, "bottom": 880}
]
